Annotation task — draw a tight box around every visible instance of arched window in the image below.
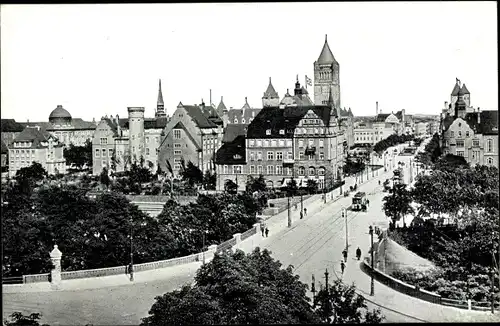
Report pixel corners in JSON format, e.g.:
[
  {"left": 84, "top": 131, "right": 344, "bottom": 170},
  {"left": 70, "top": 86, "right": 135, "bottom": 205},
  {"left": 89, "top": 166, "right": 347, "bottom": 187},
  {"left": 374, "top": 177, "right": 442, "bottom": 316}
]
[
  {"left": 318, "top": 166, "right": 326, "bottom": 176},
  {"left": 308, "top": 166, "right": 316, "bottom": 175},
  {"left": 298, "top": 166, "right": 305, "bottom": 175},
  {"left": 488, "top": 158, "right": 493, "bottom": 165}
]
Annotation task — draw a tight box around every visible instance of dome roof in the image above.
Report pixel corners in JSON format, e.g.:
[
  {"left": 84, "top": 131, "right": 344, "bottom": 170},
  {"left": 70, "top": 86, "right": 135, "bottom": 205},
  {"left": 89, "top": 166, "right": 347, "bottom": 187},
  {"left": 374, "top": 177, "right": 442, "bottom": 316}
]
[{"left": 49, "top": 105, "right": 72, "bottom": 120}]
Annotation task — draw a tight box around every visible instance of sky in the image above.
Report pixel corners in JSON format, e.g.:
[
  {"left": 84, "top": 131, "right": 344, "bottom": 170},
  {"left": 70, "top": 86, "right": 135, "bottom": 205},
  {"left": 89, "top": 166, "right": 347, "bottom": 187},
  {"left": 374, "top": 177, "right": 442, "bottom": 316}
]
[{"left": 1, "top": 2, "right": 497, "bottom": 122}]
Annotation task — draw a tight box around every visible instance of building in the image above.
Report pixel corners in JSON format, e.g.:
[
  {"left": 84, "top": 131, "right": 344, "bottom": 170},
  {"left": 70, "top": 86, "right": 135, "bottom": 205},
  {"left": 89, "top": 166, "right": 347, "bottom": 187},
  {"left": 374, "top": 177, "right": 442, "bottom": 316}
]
[
  {"left": 225, "top": 97, "right": 262, "bottom": 126},
  {"left": 8, "top": 126, "right": 66, "bottom": 177},
  {"left": 1, "top": 139, "right": 8, "bottom": 171},
  {"left": 441, "top": 79, "right": 498, "bottom": 167},
  {"left": 427, "top": 119, "right": 440, "bottom": 135},
  {"left": 414, "top": 122, "right": 428, "bottom": 137},
  {"left": 215, "top": 36, "right": 347, "bottom": 191},
  {"left": 158, "top": 101, "right": 224, "bottom": 176},
  {"left": 92, "top": 80, "right": 169, "bottom": 175}
]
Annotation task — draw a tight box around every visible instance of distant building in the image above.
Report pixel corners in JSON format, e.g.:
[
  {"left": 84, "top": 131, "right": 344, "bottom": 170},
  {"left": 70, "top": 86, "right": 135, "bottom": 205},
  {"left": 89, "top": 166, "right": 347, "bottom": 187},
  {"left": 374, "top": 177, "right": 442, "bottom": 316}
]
[
  {"left": 92, "top": 80, "right": 169, "bottom": 175},
  {"left": 441, "top": 79, "right": 498, "bottom": 167},
  {"left": 158, "top": 101, "right": 224, "bottom": 176},
  {"left": 225, "top": 97, "right": 262, "bottom": 126},
  {"left": 8, "top": 126, "right": 66, "bottom": 177},
  {"left": 1, "top": 139, "right": 8, "bottom": 171},
  {"left": 414, "top": 122, "right": 428, "bottom": 137}
]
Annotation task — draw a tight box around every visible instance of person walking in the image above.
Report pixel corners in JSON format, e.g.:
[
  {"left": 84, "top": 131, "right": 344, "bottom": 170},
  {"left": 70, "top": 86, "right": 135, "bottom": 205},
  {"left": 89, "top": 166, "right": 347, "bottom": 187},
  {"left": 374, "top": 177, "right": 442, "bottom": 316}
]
[
  {"left": 300, "top": 211, "right": 303, "bottom": 219},
  {"left": 340, "top": 261, "right": 345, "bottom": 274},
  {"left": 304, "top": 208, "right": 307, "bottom": 217},
  {"left": 260, "top": 223, "right": 265, "bottom": 237},
  {"left": 265, "top": 227, "right": 269, "bottom": 238},
  {"left": 356, "top": 247, "right": 362, "bottom": 260},
  {"left": 294, "top": 203, "right": 298, "bottom": 210},
  {"left": 342, "top": 249, "right": 348, "bottom": 261}
]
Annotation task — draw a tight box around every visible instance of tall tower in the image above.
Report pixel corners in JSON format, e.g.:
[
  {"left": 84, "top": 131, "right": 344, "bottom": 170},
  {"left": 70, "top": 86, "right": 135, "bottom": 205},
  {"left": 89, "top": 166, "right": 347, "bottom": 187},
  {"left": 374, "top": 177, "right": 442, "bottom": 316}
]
[
  {"left": 450, "top": 79, "right": 461, "bottom": 109},
  {"left": 262, "top": 77, "right": 280, "bottom": 107},
  {"left": 461, "top": 83, "right": 470, "bottom": 107},
  {"left": 128, "top": 107, "right": 145, "bottom": 164},
  {"left": 314, "top": 35, "right": 340, "bottom": 108},
  {"left": 156, "top": 79, "right": 167, "bottom": 118}
]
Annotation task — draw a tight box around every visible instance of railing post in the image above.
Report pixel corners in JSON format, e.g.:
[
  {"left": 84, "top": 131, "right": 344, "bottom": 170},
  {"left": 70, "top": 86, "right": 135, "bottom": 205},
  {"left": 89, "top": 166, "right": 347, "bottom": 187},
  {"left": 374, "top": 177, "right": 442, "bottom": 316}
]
[
  {"left": 49, "top": 245, "right": 62, "bottom": 290},
  {"left": 232, "top": 233, "right": 242, "bottom": 251},
  {"left": 205, "top": 244, "right": 218, "bottom": 263}
]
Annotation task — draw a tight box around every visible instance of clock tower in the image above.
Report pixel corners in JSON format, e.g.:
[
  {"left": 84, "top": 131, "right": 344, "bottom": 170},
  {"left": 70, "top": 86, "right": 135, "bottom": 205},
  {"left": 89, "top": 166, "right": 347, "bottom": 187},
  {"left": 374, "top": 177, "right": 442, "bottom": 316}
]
[{"left": 314, "top": 35, "right": 340, "bottom": 109}]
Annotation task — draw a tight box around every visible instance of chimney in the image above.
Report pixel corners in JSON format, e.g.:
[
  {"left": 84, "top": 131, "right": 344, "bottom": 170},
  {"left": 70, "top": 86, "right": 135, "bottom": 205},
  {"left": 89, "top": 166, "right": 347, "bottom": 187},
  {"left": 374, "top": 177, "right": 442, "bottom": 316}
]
[
  {"left": 376, "top": 101, "right": 379, "bottom": 116},
  {"left": 477, "top": 107, "right": 481, "bottom": 124},
  {"left": 445, "top": 101, "right": 448, "bottom": 110}
]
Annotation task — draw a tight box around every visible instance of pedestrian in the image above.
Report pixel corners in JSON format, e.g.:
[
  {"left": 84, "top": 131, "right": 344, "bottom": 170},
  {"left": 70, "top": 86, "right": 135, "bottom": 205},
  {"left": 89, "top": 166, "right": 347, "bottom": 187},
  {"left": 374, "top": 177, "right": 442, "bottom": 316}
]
[
  {"left": 294, "top": 203, "right": 298, "bottom": 210},
  {"left": 342, "top": 249, "right": 348, "bottom": 261},
  {"left": 378, "top": 180, "right": 381, "bottom": 185},
  {"left": 304, "top": 208, "right": 307, "bottom": 216},
  {"left": 356, "top": 247, "right": 361, "bottom": 260},
  {"left": 367, "top": 199, "right": 370, "bottom": 206},
  {"left": 340, "top": 261, "right": 345, "bottom": 274},
  {"left": 265, "top": 227, "right": 269, "bottom": 237},
  {"left": 300, "top": 211, "right": 303, "bottom": 219},
  {"left": 260, "top": 223, "right": 265, "bottom": 237}
]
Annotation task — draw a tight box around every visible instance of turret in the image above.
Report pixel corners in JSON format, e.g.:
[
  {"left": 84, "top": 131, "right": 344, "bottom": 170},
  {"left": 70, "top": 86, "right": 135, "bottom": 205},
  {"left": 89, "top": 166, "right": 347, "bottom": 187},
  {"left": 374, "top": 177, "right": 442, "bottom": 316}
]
[
  {"left": 314, "top": 34, "right": 340, "bottom": 108},
  {"left": 156, "top": 79, "right": 167, "bottom": 118},
  {"left": 128, "top": 107, "right": 145, "bottom": 164},
  {"left": 262, "top": 77, "right": 280, "bottom": 107}
]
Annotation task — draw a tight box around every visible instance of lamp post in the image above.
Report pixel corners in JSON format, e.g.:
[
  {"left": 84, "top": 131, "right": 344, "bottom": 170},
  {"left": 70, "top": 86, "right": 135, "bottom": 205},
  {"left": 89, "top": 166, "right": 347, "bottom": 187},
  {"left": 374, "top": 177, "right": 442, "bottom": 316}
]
[
  {"left": 369, "top": 225, "right": 374, "bottom": 296},
  {"left": 129, "top": 215, "right": 134, "bottom": 282},
  {"left": 202, "top": 230, "right": 208, "bottom": 264},
  {"left": 311, "top": 274, "right": 316, "bottom": 306},
  {"left": 343, "top": 208, "right": 348, "bottom": 251}
]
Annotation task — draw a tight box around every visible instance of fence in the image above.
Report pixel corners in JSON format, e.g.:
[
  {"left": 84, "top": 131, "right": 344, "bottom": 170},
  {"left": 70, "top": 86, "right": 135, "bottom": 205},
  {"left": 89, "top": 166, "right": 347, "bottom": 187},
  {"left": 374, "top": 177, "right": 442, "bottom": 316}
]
[
  {"left": 240, "top": 226, "right": 257, "bottom": 242},
  {"left": 2, "top": 276, "right": 23, "bottom": 284},
  {"left": 61, "top": 265, "right": 128, "bottom": 280},
  {"left": 23, "top": 273, "right": 50, "bottom": 284},
  {"left": 134, "top": 253, "right": 200, "bottom": 273},
  {"left": 216, "top": 237, "right": 237, "bottom": 253}
]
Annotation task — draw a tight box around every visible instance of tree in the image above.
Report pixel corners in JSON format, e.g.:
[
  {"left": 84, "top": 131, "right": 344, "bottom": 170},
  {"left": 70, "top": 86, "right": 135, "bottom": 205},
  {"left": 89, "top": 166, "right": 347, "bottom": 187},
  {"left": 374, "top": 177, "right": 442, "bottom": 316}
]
[
  {"left": 63, "top": 139, "right": 92, "bottom": 169},
  {"left": 224, "top": 179, "right": 238, "bottom": 194},
  {"left": 180, "top": 160, "right": 203, "bottom": 187},
  {"left": 15, "top": 162, "right": 47, "bottom": 185},
  {"left": 245, "top": 174, "right": 267, "bottom": 193},
  {"left": 314, "top": 279, "right": 384, "bottom": 324},
  {"left": 434, "top": 154, "right": 469, "bottom": 172},
  {"left": 141, "top": 248, "right": 321, "bottom": 325},
  {"left": 99, "top": 167, "right": 110, "bottom": 189},
  {"left": 306, "top": 179, "right": 318, "bottom": 194},
  {"left": 203, "top": 170, "right": 217, "bottom": 190},
  {"left": 4, "top": 312, "right": 50, "bottom": 326},
  {"left": 284, "top": 178, "right": 298, "bottom": 197},
  {"left": 382, "top": 183, "right": 414, "bottom": 228}
]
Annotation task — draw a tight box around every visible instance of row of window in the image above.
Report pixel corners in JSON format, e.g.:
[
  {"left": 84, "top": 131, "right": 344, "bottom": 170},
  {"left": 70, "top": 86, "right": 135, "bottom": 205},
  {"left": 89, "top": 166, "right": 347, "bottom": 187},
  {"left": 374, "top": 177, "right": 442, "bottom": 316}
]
[
  {"left": 248, "top": 139, "right": 326, "bottom": 148},
  {"left": 234, "top": 117, "right": 253, "bottom": 124},
  {"left": 222, "top": 165, "right": 328, "bottom": 176},
  {"left": 446, "top": 139, "right": 493, "bottom": 152},
  {"left": 450, "top": 130, "right": 471, "bottom": 138},
  {"left": 12, "top": 142, "right": 33, "bottom": 148},
  {"left": 248, "top": 151, "right": 326, "bottom": 161}
]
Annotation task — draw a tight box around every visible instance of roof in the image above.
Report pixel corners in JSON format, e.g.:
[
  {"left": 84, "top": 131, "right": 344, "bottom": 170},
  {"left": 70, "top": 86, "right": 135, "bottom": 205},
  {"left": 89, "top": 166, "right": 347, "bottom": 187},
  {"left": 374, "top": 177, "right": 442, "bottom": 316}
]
[
  {"left": 1, "top": 119, "right": 25, "bottom": 132},
  {"left": 216, "top": 97, "right": 228, "bottom": 117},
  {"left": 19, "top": 122, "right": 52, "bottom": 133},
  {"left": 451, "top": 82, "right": 461, "bottom": 96},
  {"left": 280, "top": 93, "right": 314, "bottom": 107},
  {"left": 215, "top": 135, "right": 246, "bottom": 165},
  {"left": 1, "top": 139, "right": 8, "bottom": 154},
  {"left": 49, "top": 105, "right": 72, "bottom": 120},
  {"left": 263, "top": 78, "right": 279, "bottom": 98},
  {"left": 241, "top": 97, "right": 251, "bottom": 110},
  {"left": 246, "top": 105, "right": 333, "bottom": 139},
  {"left": 375, "top": 113, "right": 390, "bottom": 122},
  {"left": 228, "top": 108, "right": 262, "bottom": 124},
  {"left": 316, "top": 35, "right": 338, "bottom": 65},
  {"left": 144, "top": 117, "right": 169, "bottom": 129},
  {"left": 463, "top": 110, "right": 498, "bottom": 135},
  {"left": 12, "top": 127, "right": 62, "bottom": 149},
  {"left": 182, "top": 104, "right": 220, "bottom": 128},
  {"left": 157, "top": 79, "right": 164, "bottom": 105},
  {"left": 222, "top": 124, "right": 247, "bottom": 143},
  {"left": 46, "top": 118, "right": 96, "bottom": 131},
  {"left": 459, "top": 84, "right": 470, "bottom": 95}
]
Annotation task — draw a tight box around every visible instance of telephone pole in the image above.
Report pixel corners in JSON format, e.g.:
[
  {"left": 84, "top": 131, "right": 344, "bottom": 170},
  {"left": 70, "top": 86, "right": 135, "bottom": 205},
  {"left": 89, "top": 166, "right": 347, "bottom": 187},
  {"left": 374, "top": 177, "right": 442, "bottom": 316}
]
[
  {"left": 343, "top": 208, "right": 348, "bottom": 251},
  {"left": 369, "top": 225, "right": 374, "bottom": 296},
  {"left": 287, "top": 195, "right": 292, "bottom": 228}
]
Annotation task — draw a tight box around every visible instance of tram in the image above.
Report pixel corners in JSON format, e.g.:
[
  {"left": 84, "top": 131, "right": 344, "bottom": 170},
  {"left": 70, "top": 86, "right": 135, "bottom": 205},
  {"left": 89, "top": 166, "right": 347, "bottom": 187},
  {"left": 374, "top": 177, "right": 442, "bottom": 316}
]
[{"left": 351, "top": 192, "right": 367, "bottom": 212}]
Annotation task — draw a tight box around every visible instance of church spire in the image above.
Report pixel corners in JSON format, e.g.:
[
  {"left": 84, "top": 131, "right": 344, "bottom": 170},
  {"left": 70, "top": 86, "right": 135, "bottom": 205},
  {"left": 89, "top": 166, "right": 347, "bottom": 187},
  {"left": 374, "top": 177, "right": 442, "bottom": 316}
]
[
  {"left": 317, "top": 34, "right": 338, "bottom": 65},
  {"left": 156, "top": 79, "right": 166, "bottom": 118}
]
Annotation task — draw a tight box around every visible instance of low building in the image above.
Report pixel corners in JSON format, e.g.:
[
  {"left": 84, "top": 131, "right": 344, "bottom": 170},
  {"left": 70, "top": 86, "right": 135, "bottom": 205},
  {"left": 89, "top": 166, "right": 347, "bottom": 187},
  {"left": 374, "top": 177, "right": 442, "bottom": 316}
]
[{"left": 8, "top": 126, "right": 66, "bottom": 177}]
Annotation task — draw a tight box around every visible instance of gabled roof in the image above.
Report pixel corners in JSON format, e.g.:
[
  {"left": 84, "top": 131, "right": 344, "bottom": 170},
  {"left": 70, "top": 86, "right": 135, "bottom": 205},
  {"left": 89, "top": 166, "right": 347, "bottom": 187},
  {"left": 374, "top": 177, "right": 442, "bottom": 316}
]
[
  {"left": 222, "top": 124, "right": 247, "bottom": 143},
  {"left": 144, "top": 117, "right": 169, "bottom": 129},
  {"left": 228, "top": 108, "right": 262, "bottom": 124},
  {"left": 263, "top": 77, "right": 279, "bottom": 98},
  {"left": 241, "top": 97, "right": 251, "bottom": 110},
  {"left": 374, "top": 113, "right": 390, "bottom": 122},
  {"left": 463, "top": 110, "right": 498, "bottom": 135},
  {"left": 215, "top": 135, "right": 246, "bottom": 165},
  {"left": 19, "top": 122, "right": 52, "bottom": 133},
  {"left": 451, "top": 82, "right": 461, "bottom": 96},
  {"left": 316, "top": 35, "right": 338, "bottom": 65},
  {"left": 216, "top": 97, "right": 228, "bottom": 117},
  {"left": 182, "top": 105, "right": 220, "bottom": 128},
  {"left": 394, "top": 110, "right": 404, "bottom": 120},
  {"left": 12, "top": 127, "right": 62, "bottom": 149},
  {"left": 246, "top": 106, "right": 333, "bottom": 139},
  {"left": 1, "top": 119, "right": 25, "bottom": 132},
  {"left": 459, "top": 84, "right": 470, "bottom": 95}
]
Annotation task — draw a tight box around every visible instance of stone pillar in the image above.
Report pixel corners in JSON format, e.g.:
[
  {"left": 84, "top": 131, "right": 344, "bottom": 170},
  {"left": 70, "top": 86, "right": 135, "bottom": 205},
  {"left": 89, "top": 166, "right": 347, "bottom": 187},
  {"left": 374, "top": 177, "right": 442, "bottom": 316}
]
[
  {"left": 253, "top": 223, "right": 260, "bottom": 235},
  {"left": 205, "top": 244, "right": 218, "bottom": 263},
  {"left": 232, "top": 233, "right": 242, "bottom": 251},
  {"left": 49, "top": 245, "right": 62, "bottom": 290}
]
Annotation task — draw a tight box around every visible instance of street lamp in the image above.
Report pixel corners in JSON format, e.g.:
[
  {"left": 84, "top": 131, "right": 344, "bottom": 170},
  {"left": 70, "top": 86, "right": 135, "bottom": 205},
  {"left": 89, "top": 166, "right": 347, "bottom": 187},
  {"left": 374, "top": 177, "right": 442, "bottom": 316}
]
[
  {"left": 129, "top": 215, "right": 134, "bottom": 282},
  {"left": 202, "top": 230, "right": 208, "bottom": 264},
  {"left": 369, "top": 225, "right": 374, "bottom": 296}
]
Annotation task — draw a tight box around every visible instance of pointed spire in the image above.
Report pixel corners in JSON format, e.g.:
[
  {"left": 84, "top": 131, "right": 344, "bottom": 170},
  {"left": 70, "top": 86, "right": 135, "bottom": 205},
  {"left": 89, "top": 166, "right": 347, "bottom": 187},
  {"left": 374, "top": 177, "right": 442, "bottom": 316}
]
[
  {"left": 217, "top": 96, "right": 228, "bottom": 115},
  {"left": 317, "top": 34, "right": 338, "bottom": 64},
  {"left": 157, "top": 79, "right": 164, "bottom": 105},
  {"left": 451, "top": 80, "right": 461, "bottom": 96},
  {"left": 460, "top": 83, "right": 470, "bottom": 95},
  {"left": 263, "top": 77, "right": 279, "bottom": 98},
  {"left": 242, "top": 97, "right": 251, "bottom": 110}
]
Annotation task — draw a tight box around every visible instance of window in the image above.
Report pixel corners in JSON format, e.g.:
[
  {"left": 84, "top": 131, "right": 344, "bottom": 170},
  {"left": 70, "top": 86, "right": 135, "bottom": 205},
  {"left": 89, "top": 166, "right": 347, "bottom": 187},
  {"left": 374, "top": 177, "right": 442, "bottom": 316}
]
[
  {"left": 319, "top": 139, "right": 324, "bottom": 148},
  {"left": 257, "top": 151, "right": 263, "bottom": 160},
  {"left": 174, "top": 143, "right": 181, "bottom": 148},
  {"left": 250, "top": 151, "right": 255, "bottom": 161},
  {"left": 487, "top": 139, "right": 493, "bottom": 153},
  {"left": 488, "top": 158, "right": 493, "bottom": 165},
  {"left": 250, "top": 165, "right": 256, "bottom": 174},
  {"left": 299, "top": 151, "right": 304, "bottom": 160},
  {"left": 286, "top": 139, "right": 292, "bottom": 147},
  {"left": 279, "top": 129, "right": 285, "bottom": 135},
  {"left": 319, "top": 167, "right": 326, "bottom": 175},
  {"left": 267, "top": 151, "right": 274, "bottom": 160},
  {"left": 242, "top": 118, "right": 246, "bottom": 124},
  {"left": 271, "top": 140, "right": 277, "bottom": 147},
  {"left": 234, "top": 118, "right": 238, "bottom": 124},
  {"left": 233, "top": 165, "right": 242, "bottom": 174},
  {"left": 456, "top": 151, "right": 464, "bottom": 157},
  {"left": 276, "top": 152, "right": 283, "bottom": 160},
  {"left": 223, "top": 165, "right": 228, "bottom": 174},
  {"left": 267, "top": 165, "right": 274, "bottom": 175},
  {"left": 266, "top": 129, "right": 271, "bottom": 135},
  {"left": 264, "top": 140, "right": 269, "bottom": 147},
  {"left": 466, "top": 131, "right": 470, "bottom": 137},
  {"left": 319, "top": 152, "right": 325, "bottom": 160},
  {"left": 287, "top": 151, "right": 293, "bottom": 160},
  {"left": 299, "top": 140, "right": 304, "bottom": 148},
  {"left": 308, "top": 139, "right": 314, "bottom": 147},
  {"left": 95, "top": 149, "right": 100, "bottom": 158},
  {"left": 286, "top": 167, "right": 292, "bottom": 175},
  {"left": 174, "top": 150, "right": 181, "bottom": 155},
  {"left": 100, "top": 138, "right": 107, "bottom": 145},
  {"left": 257, "top": 140, "right": 262, "bottom": 147},
  {"left": 458, "top": 131, "right": 462, "bottom": 138},
  {"left": 249, "top": 140, "right": 255, "bottom": 147},
  {"left": 102, "top": 160, "right": 107, "bottom": 167},
  {"left": 174, "top": 129, "right": 181, "bottom": 139},
  {"left": 146, "top": 148, "right": 150, "bottom": 155},
  {"left": 298, "top": 166, "right": 305, "bottom": 175},
  {"left": 146, "top": 137, "right": 149, "bottom": 144},
  {"left": 456, "top": 140, "right": 464, "bottom": 147},
  {"left": 473, "top": 140, "right": 480, "bottom": 147},
  {"left": 309, "top": 167, "right": 316, "bottom": 175},
  {"left": 258, "top": 165, "right": 263, "bottom": 174},
  {"left": 276, "top": 165, "right": 283, "bottom": 175}
]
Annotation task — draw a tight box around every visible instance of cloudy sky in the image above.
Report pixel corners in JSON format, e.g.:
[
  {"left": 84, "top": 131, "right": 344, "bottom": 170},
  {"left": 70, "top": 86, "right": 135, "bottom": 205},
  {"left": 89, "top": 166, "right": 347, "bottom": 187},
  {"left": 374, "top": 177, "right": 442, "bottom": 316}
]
[{"left": 1, "top": 2, "right": 497, "bottom": 122}]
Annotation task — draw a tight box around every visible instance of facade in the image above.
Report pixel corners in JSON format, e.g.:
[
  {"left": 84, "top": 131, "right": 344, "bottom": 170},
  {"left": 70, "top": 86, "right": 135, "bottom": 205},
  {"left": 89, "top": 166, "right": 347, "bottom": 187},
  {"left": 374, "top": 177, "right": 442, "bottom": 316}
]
[
  {"left": 1, "top": 139, "right": 8, "bottom": 171},
  {"left": 225, "top": 97, "right": 262, "bottom": 126},
  {"left": 158, "top": 101, "right": 224, "bottom": 176},
  {"left": 415, "top": 122, "right": 428, "bottom": 137},
  {"left": 8, "top": 126, "right": 66, "bottom": 177},
  {"left": 441, "top": 79, "right": 498, "bottom": 167},
  {"left": 92, "top": 80, "right": 169, "bottom": 175}
]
